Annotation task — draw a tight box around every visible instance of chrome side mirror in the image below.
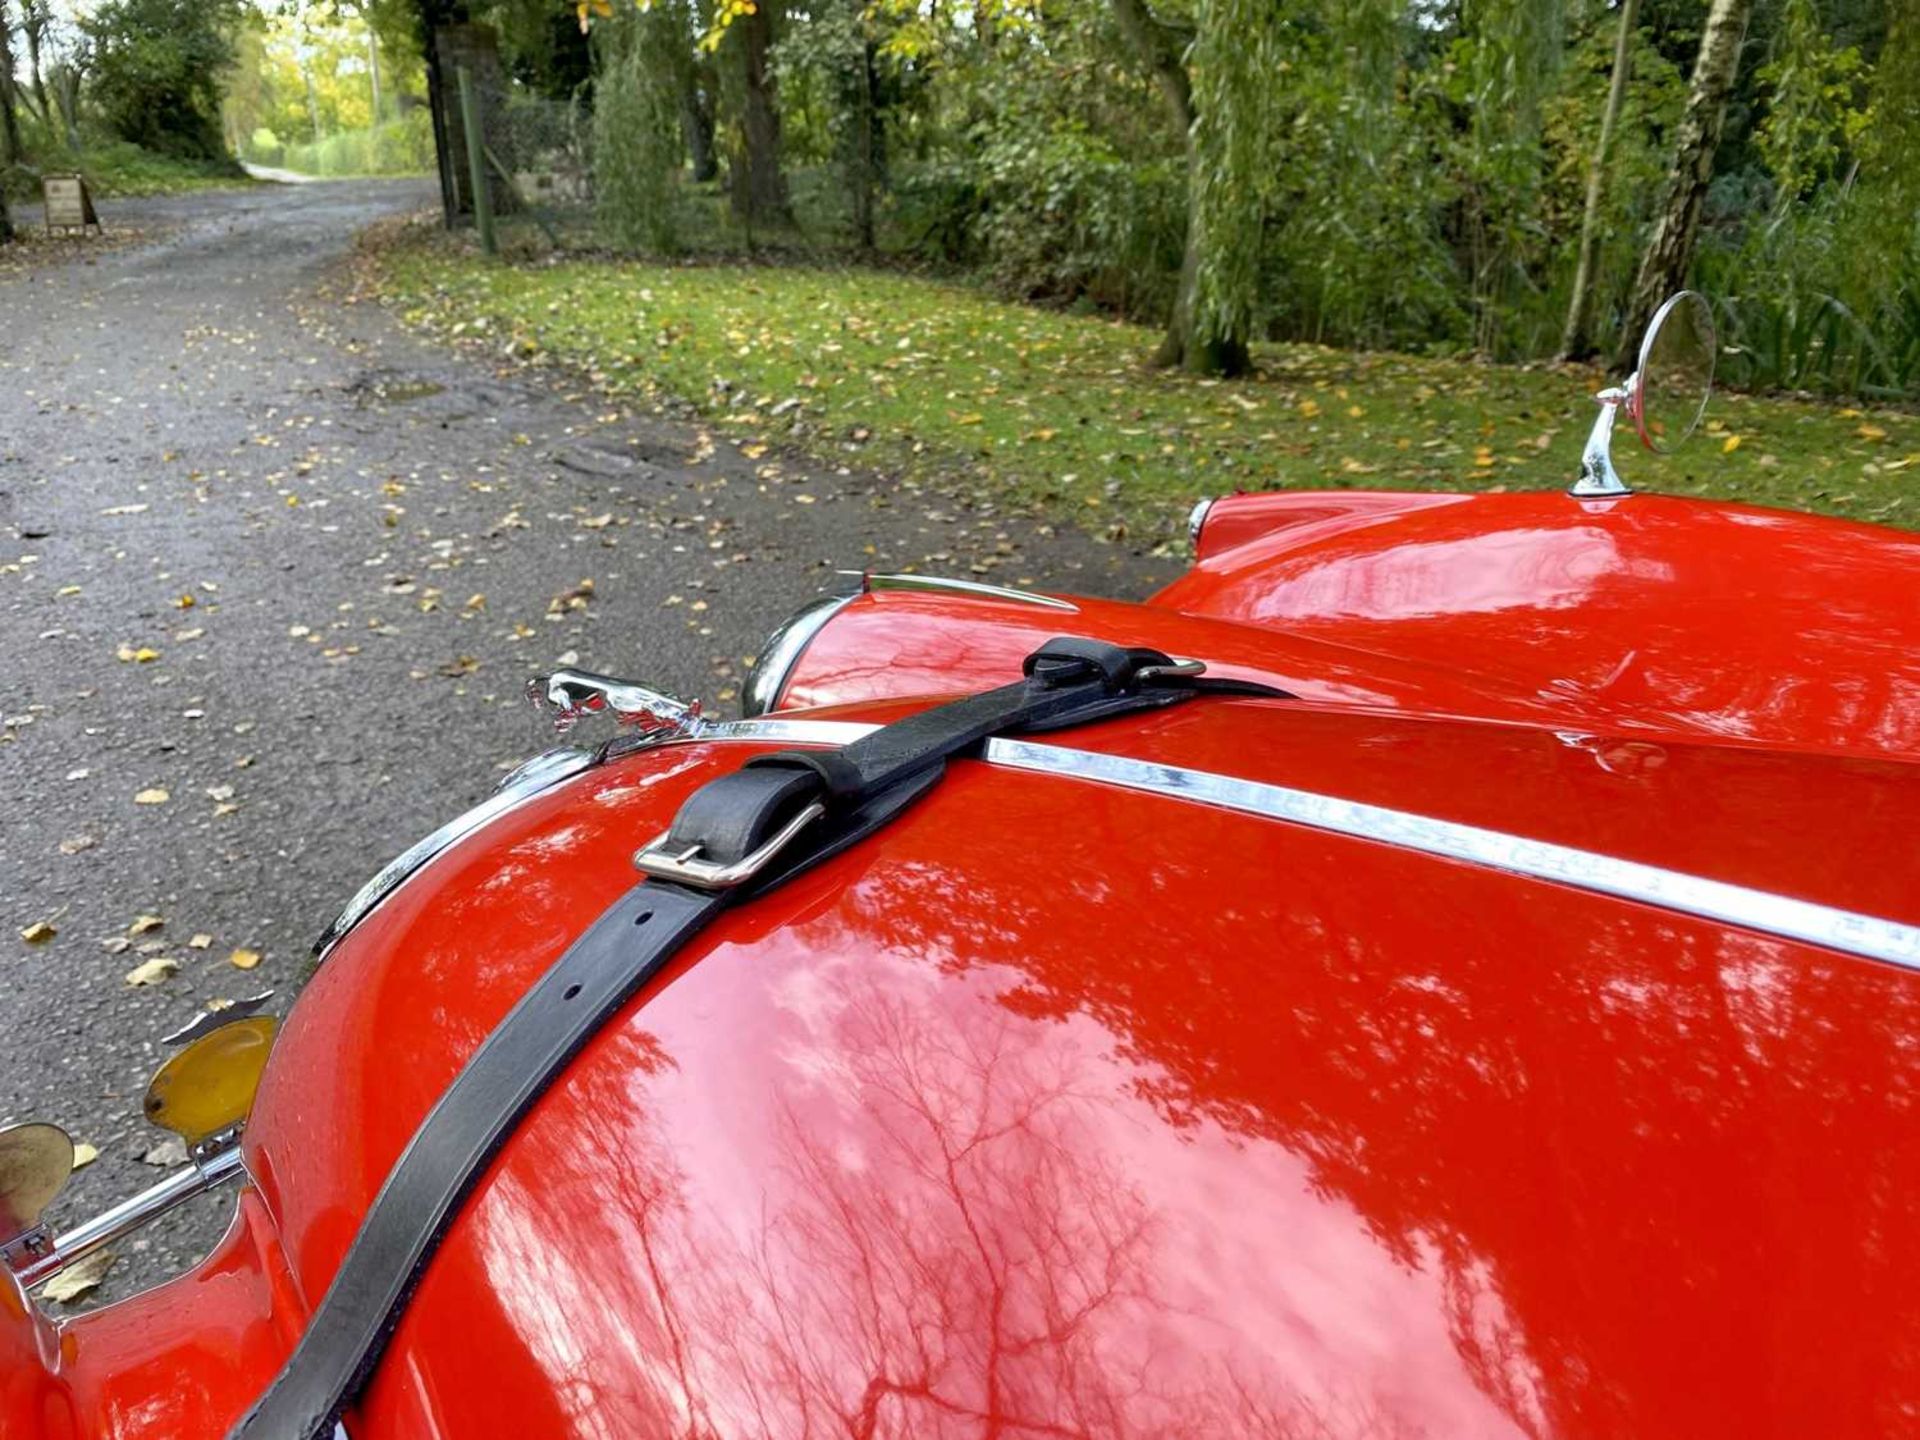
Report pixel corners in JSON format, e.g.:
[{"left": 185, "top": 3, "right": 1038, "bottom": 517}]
[
  {"left": 1573, "top": 290, "right": 1716, "bottom": 497},
  {"left": 0, "top": 1123, "right": 75, "bottom": 1272}
]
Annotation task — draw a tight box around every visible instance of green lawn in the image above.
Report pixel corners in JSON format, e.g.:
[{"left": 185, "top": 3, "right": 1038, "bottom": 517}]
[{"left": 374, "top": 232, "right": 1918, "bottom": 542}]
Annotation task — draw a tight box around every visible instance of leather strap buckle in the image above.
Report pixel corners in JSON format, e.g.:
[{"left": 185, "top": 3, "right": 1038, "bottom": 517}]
[{"left": 632, "top": 800, "right": 826, "bottom": 890}]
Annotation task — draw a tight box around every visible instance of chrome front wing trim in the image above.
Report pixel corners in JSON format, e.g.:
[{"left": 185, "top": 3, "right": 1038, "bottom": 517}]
[{"left": 312, "top": 747, "right": 597, "bottom": 960}]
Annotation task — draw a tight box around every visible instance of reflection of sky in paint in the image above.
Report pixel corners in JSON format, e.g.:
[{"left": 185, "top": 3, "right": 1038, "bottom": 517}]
[{"left": 1240, "top": 528, "right": 1662, "bottom": 621}]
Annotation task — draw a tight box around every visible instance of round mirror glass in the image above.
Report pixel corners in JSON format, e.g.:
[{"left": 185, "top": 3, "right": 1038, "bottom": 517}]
[{"left": 1632, "top": 290, "right": 1715, "bottom": 453}]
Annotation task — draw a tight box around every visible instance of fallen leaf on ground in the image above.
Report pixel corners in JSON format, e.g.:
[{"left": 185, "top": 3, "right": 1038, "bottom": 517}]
[
  {"left": 124, "top": 957, "right": 179, "bottom": 986},
  {"left": 188, "top": 933, "right": 213, "bottom": 949},
  {"left": 41, "top": 1249, "right": 114, "bottom": 1304},
  {"left": 127, "top": 915, "right": 164, "bottom": 936},
  {"left": 58, "top": 835, "right": 96, "bottom": 855},
  {"left": 133, "top": 789, "right": 169, "bottom": 806},
  {"left": 142, "top": 1138, "right": 188, "bottom": 1167},
  {"left": 228, "top": 948, "right": 263, "bottom": 970},
  {"left": 20, "top": 921, "right": 56, "bottom": 944},
  {"left": 71, "top": 1143, "right": 98, "bottom": 1170}
]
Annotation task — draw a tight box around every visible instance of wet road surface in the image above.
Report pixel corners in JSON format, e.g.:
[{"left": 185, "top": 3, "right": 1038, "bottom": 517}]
[{"left": 0, "top": 178, "right": 1177, "bottom": 1301}]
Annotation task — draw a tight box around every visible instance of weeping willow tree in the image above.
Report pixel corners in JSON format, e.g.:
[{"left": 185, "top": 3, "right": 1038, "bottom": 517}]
[
  {"left": 593, "top": 2, "right": 692, "bottom": 251},
  {"left": 1114, "top": 0, "right": 1288, "bottom": 376}
]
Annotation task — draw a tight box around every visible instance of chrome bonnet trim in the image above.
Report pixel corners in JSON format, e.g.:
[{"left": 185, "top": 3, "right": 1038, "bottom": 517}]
[
  {"left": 696, "top": 718, "right": 883, "bottom": 745},
  {"left": 985, "top": 738, "right": 1920, "bottom": 972}
]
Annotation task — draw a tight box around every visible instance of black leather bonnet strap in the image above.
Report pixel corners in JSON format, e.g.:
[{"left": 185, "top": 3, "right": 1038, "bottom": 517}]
[{"left": 229, "top": 638, "right": 1287, "bottom": 1440}]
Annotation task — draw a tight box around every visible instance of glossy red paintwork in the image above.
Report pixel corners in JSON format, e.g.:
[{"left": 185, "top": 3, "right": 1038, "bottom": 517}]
[
  {"left": 11, "top": 488, "right": 1919, "bottom": 1440},
  {"left": 1166, "top": 491, "right": 1920, "bottom": 760}
]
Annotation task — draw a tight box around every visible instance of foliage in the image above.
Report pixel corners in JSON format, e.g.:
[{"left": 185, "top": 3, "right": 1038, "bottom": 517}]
[
  {"left": 507, "top": 0, "right": 1912, "bottom": 395},
  {"left": 591, "top": 4, "right": 689, "bottom": 250},
  {"left": 85, "top": 0, "right": 242, "bottom": 161},
  {"left": 377, "top": 233, "right": 1918, "bottom": 541},
  {"left": 269, "top": 113, "right": 437, "bottom": 175}
]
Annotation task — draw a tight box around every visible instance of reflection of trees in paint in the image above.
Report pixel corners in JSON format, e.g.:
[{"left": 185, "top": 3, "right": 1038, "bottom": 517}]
[
  {"left": 825, "top": 803, "right": 1920, "bottom": 1438},
  {"left": 485, "top": 1002, "right": 1379, "bottom": 1437}
]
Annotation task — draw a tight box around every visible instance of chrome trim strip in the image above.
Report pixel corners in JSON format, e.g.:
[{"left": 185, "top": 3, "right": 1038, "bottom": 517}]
[
  {"left": 985, "top": 739, "right": 1920, "bottom": 972},
  {"left": 313, "top": 747, "right": 597, "bottom": 960},
  {"left": 845, "top": 571, "right": 1079, "bottom": 612},
  {"left": 692, "top": 718, "right": 882, "bottom": 746},
  {"left": 743, "top": 593, "right": 856, "bottom": 717},
  {"left": 16, "top": 1146, "right": 247, "bottom": 1290},
  {"left": 1187, "top": 496, "right": 1214, "bottom": 546}
]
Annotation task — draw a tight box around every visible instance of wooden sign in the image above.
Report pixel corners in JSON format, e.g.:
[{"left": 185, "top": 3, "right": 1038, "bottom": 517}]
[{"left": 43, "top": 175, "right": 102, "bottom": 236}]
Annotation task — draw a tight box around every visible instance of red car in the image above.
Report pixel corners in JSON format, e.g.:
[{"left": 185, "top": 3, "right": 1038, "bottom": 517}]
[{"left": 4, "top": 297, "right": 1918, "bottom": 1438}]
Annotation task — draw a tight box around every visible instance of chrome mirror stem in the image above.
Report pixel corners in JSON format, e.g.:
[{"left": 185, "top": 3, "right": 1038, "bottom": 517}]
[{"left": 1571, "top": 379, "right": 1635, "bottom": 498}]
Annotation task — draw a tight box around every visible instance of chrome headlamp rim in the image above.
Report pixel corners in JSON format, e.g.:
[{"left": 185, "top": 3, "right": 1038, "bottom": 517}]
[{"left": 742, "top": 592, "right": 856, "bottom": 718}]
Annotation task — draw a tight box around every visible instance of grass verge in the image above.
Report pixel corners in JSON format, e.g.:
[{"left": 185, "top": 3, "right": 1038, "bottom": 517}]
[
  {"left": 4, "top": 141, "right": 252, "bottom": 203},
  {"left": 372, "top": 227, "right": 1917, "bottom": 541}
]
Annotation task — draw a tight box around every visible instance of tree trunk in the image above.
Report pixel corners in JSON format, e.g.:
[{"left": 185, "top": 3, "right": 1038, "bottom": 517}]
[
  {"left": 368, "top": 32, "right": 384, "bottom": 123},
  {"left": 53, "top": 64, "right": 81, "bottom": 152},
  {"left": 303, "top": 64, "right": 324, "bottom": 144},
  {"left": 17, "top": 0, "right": 46, "bottom": 124},
  {"left": 1618, "top": 0, "right": 1755, "bottom": 364},
  {"left": 846, "top": 38, "right": 881, "bottom": 251},
  {"left": 0, "top": 0, "right": 23, "bottom": 167},
  {"left": 1560, "top": 0, "right": 1640, "bottom": 362},
  {"left": 677, "top": 59, "right": 717, "bottom": 183},
  {"left": 730, "top": 0, "right": 790, "bottom": 228},
  {"left": 0, "top": 186, "right": 13, "bottom": 245}
]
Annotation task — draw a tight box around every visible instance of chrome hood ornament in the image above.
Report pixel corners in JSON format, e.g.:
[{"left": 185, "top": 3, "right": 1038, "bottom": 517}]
[{"left": 528, "top": 667, "right": 710, "bottom": 739}]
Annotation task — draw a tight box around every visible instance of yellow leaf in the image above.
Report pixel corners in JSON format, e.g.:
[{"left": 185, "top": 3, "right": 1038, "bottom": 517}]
[
  {"left": 1722, "top": 434, "right": 1742, "bottom": 453},
  {"left": 41, "top": 1249, "right": 114, "bottom": 1304},
  {"left": 71, "top": 1142, "right": 98, "bottom": 1170},
  {"left": 127, "top": 915, "right": 165, "bottom": 936},
  {"left": 20, "top": 921, "right": 56, "bottom": 944},
  {"left": 954, "top": 412, "right": 985, "bottom": 425},
  {"left": 228, "top": 948, "right": 263, "bottom": 970},
  {"left": 188, "top": 933, "right": 213, "bottom": 949},
  {"left": 124, "top": 957, "right": 179, "bottom": 986},
  {"left": 175, "top": 593, "right": 196, "bottom": 609},
  {"left": 134, "top": 788, "right": 170, "bottom": 806},
  {"left": 1857, "top": 424, "right": 1888, "bottom": 441},
  {"left": 1297, "top": 399, "right": 1321, "bottom": 419}
]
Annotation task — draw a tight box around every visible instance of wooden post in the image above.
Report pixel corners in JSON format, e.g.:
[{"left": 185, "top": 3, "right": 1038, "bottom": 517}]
[{"left": 456, "top": 65, "right": 496, "bottom": 257}]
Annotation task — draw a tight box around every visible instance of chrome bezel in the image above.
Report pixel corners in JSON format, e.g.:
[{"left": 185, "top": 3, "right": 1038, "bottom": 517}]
[
  {"left": 742, "top": 592, "right": 856, "bottom": 718},
  {"left": 311, "top": 746, "right": 597, "bottom": 960},
  {"left": 1187, "top": 496, "right": 1215, "bottom": 547}
]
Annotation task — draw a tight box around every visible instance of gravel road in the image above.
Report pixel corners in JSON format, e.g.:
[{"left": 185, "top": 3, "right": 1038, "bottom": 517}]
[{"left": 0, "top": 178, "right": 1177, "bottom": 1303}]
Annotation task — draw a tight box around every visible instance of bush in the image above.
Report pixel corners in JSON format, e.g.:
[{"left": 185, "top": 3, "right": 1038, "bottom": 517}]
[
  {"left": 275, "top": 113, "right": 436, "bottom": 177},
  {"left": 85, "top": 0, "right": 239, "bottom": 162}
]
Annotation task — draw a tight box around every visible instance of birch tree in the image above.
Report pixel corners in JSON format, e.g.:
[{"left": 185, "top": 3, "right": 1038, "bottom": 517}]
[{"left": 1620, "top": 0, "right": 1756, "bottom": 358}]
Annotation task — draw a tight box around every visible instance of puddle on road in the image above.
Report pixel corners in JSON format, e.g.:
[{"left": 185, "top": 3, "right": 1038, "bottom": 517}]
[
  {"left": 371, "top": 378, "right": 446, "bottom": 403},
  {"left": 347, "top": 370, "right": 451, "bottom": 406}
]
